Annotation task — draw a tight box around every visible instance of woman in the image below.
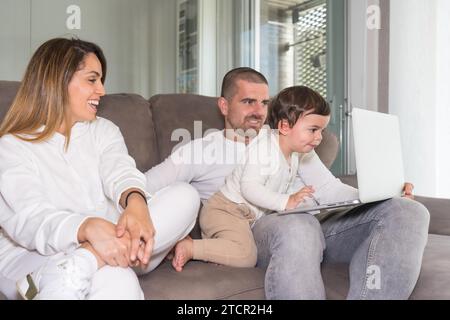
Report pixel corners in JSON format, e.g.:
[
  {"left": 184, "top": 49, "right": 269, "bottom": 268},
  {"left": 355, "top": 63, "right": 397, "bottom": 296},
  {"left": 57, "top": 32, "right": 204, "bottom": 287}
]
[{"left": 0, "top": 38, "right": 200, "bottom": 300}]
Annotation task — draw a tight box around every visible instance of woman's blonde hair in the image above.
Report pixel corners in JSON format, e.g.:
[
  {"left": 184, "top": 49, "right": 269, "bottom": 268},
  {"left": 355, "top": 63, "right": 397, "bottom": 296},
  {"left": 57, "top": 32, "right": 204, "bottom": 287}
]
[{"left": 0, "top": 38, "right": 107, "bottom": 147}]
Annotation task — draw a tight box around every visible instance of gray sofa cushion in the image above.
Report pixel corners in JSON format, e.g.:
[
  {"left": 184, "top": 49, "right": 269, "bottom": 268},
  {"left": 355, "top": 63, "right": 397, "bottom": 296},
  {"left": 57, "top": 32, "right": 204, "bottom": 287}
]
[
  {"left": 140, "top": 260, "right": 265, "bottom": 300},
  {"left": 149, "top": 94, "right": 225, "bottom": 161},
  {"left": 0, "top": 81, "right": 20, "bottom": 121},
  {"left": 97, "top": 94, "right": 159, "bottom": 172},
  {"left": 416, "top": 197, "right": 450, "bottom": 236},
  {"left": 410, "top": 234, "right": 450, "bottom": 300},
  {"left": 315, "top": 130, "right": 339, "bottom": 169}
]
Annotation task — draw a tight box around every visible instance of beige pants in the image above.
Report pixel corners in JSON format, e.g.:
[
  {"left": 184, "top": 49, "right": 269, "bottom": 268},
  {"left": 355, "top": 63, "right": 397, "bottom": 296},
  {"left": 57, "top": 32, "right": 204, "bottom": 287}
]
[{"left": 193, "top": 192, "right": 258, "bottom": 268}]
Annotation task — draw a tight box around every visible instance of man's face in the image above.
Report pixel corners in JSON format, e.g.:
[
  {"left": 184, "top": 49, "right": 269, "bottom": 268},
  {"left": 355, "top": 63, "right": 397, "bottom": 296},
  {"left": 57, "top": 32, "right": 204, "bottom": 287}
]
[{"left": 219, "top": 79, "right": 270, "bottom": 134}]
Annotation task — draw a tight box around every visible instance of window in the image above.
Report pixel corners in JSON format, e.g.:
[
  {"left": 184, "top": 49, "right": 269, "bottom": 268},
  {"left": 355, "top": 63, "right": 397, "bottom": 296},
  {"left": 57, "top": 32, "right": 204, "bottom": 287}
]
[{"left": 293, "top": 1, "right": 327, "bottom": 97}]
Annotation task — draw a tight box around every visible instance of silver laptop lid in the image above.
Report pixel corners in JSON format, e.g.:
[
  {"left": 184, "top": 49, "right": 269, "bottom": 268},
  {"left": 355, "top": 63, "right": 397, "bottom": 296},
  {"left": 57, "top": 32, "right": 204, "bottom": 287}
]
[{"left": 352, "top": 108, "right": 405, "bottom": 203}]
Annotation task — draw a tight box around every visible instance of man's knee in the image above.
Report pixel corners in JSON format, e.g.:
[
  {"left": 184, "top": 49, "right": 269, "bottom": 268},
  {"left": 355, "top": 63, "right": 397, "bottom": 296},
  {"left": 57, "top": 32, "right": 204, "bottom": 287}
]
[
  {"left": 385, "top": 198, "right": 430, "bottom": 231},
  {"left": 89, "top": 266, "right": 143, "bottom": 300},
  {"left": 170, "top": 182, "right": 200, "bottom": 216},
  {"left": 272, "top": 215, "right": 325, "bottom": 253}
]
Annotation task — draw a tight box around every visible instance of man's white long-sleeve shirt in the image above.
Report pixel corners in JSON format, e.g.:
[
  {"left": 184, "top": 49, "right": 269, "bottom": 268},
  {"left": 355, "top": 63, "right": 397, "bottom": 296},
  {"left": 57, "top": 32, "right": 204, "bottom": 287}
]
[
  {"left": 146, "top": 130, "right": 247, "bottom": 202},
  {"left": 0, "top": 117, "right": 149, "bottom": 272}
]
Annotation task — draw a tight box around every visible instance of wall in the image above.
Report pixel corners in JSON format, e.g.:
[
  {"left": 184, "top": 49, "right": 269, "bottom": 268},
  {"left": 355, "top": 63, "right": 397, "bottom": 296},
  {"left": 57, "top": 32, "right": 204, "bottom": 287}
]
[
  {"left": 348, "top": 0, "right": 379, "bottom": 114},
  {"left": 0, "top": 0, "right": 30, "bottom": 81},
  {"left": 147, "top": 0, "right": 177, "bottom": 97},
  {"left": 436, "top": 0, "right": 450, "bottom": 198},
  {"left": 390, "top": 0, "right": 450, "bottom": 199},
  {"left": 0, "top": 0, "right": 177, "bottom": 98}
]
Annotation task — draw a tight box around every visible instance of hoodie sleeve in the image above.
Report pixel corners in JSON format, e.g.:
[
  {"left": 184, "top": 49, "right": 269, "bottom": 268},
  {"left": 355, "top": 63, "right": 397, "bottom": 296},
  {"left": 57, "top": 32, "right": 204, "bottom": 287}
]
[
  {"left": 94, "top": 119, "right": 151, "bottom": 213},
  {"left": 0, "top": 137, "right": 89, "bottom": 255},
  {"left": 145, "top": 139, "right": 199, "bottom": 194}
]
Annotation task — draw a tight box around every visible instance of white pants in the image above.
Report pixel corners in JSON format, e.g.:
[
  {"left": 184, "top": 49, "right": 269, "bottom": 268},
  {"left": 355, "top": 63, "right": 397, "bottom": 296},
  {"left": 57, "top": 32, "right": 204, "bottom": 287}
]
[{"left": 0, "top": 182, "right": 200, "bottom": 300}]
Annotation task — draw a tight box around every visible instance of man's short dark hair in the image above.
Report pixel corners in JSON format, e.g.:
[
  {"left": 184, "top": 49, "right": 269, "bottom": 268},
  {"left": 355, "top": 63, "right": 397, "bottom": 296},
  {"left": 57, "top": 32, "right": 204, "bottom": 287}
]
[
  {"left": 220, "top": 67, "right": 268, "bottom": 100},
  {"left": 268, "top": 86, "right": 330, "bottom": 129}
]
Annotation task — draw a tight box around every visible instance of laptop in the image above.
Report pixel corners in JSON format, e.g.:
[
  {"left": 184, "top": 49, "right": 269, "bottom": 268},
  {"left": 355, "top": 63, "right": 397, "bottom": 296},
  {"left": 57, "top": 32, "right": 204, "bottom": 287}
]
[{"left": 278, "top": 108, "right": 405, "bottom": 215}]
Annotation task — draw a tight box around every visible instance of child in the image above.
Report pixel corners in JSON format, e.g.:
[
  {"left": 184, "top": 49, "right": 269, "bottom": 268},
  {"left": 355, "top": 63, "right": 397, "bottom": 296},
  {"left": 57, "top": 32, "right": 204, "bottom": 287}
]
[{"left": 172, "top": 86, "right": 331, "bottom": 271}]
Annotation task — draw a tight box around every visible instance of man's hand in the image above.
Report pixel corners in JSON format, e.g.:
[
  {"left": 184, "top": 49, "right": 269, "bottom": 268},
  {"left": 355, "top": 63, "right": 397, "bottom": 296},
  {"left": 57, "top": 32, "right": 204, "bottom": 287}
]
[
  {"left": 402, "top": 183, "right": 415, "bottom": 200},
  {"left": 117, "top": 190, "right": 155, "bottom": 267}
]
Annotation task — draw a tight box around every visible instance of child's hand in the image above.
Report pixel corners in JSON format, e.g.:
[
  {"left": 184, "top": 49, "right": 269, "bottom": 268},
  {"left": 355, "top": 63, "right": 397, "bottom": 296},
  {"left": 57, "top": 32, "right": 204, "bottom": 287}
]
[{"left": 286, "top": 186, "right": 315, "bottom": 210}]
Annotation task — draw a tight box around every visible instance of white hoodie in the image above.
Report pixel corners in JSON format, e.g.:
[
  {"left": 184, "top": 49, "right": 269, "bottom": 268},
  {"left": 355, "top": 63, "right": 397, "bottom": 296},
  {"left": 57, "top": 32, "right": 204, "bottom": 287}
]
[{"left": 0, "top": 117, "right": 149, "bottom": 273}]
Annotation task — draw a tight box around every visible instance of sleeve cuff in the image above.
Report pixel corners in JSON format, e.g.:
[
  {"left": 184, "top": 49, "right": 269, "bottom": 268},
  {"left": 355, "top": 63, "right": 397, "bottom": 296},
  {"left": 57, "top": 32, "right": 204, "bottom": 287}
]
[
  {"left": 278, "top": 194, "right": 291, "bottom": 211},
  {"left": 114, "top": 177, "right": 151, "bottom": 213},
  {"left": 59, "top": 214, "right": 93, "bottom": 251}
]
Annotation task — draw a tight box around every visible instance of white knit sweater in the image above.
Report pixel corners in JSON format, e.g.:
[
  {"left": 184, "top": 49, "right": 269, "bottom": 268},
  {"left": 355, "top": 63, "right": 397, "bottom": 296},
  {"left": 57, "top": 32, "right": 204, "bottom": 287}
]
[{"left": 220, "top": 129, "right": 359, "bottom": 221}]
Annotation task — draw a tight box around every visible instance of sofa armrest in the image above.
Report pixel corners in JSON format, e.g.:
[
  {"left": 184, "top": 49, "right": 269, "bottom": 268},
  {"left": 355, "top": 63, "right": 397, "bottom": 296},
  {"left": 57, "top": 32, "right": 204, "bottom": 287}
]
[
  {"left": 337, "top": 175, "right": 450, "bottom": 236},
  {"left": 415, "top": 195, "right": 450, "bottom": 236}
]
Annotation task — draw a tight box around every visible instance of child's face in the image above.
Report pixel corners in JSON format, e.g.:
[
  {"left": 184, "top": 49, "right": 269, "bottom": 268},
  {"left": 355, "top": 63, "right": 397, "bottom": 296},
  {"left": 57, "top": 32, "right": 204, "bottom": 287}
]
[{"left": 287, "top": 111, "right": 331, "bottom": 154}]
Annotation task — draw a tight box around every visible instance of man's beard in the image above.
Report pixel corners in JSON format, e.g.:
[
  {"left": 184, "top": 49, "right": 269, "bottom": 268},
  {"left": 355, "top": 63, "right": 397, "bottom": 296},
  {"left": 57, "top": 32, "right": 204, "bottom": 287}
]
[{"left": 232, "top": 115, "right": 264, "bottom": 137}]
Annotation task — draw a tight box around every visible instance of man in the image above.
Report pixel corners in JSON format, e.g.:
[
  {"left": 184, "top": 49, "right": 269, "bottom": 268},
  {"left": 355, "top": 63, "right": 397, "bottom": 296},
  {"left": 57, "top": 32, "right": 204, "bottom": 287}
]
[{"left": 145, "top": 67, "right": 429, "bottom": 300}]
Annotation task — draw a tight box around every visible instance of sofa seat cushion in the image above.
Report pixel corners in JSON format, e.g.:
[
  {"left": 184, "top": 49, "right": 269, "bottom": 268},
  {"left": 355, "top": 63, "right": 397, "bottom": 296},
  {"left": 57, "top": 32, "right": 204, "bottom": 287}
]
[
  {"left": 322, "top": 263, "right": 350, "bottom": 300},
  {"left": 139, "top": 260, "right": 265, "bottom": 300},
  {"left": 410, "top": 234, "right": 450, "bottom": 300},
  {"left": 321, "top": 234, "right": 450, "bottom": 300}
]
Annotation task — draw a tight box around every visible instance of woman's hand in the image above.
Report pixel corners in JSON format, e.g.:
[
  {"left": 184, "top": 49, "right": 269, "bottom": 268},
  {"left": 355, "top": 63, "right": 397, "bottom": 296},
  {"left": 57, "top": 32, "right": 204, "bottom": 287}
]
[
  {"left": 286, "top": 186, "right": 315, "bottom": 210},
  {"left": 78, "top": 217, "right": 132, "bottom": 268},
  {"left": 117, "top": 190, "right": 155, "bottom": 267}
]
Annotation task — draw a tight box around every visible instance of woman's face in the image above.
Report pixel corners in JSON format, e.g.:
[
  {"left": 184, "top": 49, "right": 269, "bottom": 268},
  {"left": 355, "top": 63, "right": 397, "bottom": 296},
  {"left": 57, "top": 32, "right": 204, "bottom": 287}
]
[{"left": 67, "top": 53, "right": 105, "bottom": 126}]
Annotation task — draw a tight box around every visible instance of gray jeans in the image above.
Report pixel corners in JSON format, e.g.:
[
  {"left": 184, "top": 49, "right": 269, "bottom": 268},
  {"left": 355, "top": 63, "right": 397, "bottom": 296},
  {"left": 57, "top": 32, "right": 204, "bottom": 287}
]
[{"left": 252, "top": 198, "right": 430, "bottom": 300}]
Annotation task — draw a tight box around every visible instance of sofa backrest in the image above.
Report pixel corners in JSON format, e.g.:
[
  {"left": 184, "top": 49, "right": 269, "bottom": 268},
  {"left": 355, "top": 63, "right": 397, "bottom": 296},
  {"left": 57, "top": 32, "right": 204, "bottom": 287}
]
[
  {"left": 148, "top": 93, "right": 224, "bottom": 161},
  {"left": 148, "top": 93, "right": 339, "bottom": 169},
  {"left": 96, "top": 94, "right": 159, "bottom": 172},
  {"left": 0, "top": 81, "right": 19, "bottom": 122},
  {"left": 0, "top": 81, "right": 339, "bottom": 171}
]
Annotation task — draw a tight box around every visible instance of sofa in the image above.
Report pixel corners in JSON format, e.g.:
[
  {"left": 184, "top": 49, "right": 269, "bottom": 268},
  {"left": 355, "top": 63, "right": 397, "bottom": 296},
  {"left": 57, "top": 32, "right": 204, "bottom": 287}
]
[{"left": 1, "top": 80, "right": 450, "bottom": 300}]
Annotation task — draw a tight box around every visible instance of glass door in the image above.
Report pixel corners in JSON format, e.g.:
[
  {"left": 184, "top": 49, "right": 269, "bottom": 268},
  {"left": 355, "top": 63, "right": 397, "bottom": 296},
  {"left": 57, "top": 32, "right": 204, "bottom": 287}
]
[
  {"left": 257, "top": 0, "right": 347, "bottom": 175},
  {"left": 176, "top": 0, "right": 199, "bottom": 94},
  {"left": 326, "top": 0, "right": 346, "bottom": 176}
]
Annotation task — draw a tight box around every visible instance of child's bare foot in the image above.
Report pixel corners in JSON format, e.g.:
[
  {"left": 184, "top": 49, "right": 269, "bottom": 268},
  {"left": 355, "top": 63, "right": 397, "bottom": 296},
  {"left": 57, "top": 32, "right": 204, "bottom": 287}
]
[
  {"left": 165, "top": 248, "right": 175, "bottom": 261},
  {"left": 172, "top": 236, "right": 194, "bottom": 272}
]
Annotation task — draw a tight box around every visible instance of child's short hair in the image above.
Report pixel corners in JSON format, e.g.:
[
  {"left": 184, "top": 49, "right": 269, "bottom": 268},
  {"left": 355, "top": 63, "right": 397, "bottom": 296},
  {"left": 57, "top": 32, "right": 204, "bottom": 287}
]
[{"left": 268, "top": 86, "right": 331, "bottom": 129}]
